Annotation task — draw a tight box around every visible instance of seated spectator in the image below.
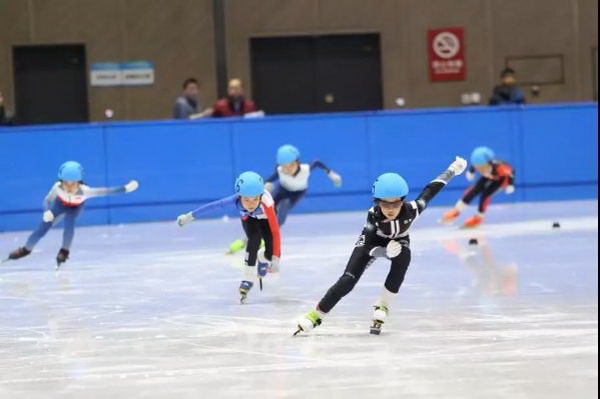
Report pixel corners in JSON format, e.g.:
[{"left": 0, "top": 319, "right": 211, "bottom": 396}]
[
  {"left": 211, "top": 78, "right": 257, "bottom": 117},
  {"left": 489, "top": 68, "right": 526, "bottom": 106},
  {"left": 0, "top": 91, "right": 15, "bottom": 126},
  {"left": 173, "top": 78, "right": 212, "bottom": 119}
]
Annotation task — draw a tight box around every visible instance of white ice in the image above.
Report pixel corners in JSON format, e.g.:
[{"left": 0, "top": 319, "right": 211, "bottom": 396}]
[{"left": 0, "top": 201, "right": 597, "bottom": 399}]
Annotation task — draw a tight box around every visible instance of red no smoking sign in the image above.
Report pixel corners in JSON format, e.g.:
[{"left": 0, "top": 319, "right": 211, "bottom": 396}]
[{"left": 428, "top": 28, "right": 466, "bottom": 81}]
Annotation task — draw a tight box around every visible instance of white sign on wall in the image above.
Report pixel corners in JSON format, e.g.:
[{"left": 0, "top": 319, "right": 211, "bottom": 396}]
[
  {"left": 90, "top": 63, "right": 122, "bottom": 87},
  {"left": 90, "top": 61, "right": 154, "bottom": 87},
  {"left": 121, "top": 61, "right": 154, "bottom": 86}
]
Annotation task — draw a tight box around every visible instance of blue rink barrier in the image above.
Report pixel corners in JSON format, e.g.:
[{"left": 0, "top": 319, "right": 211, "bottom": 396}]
[{"left": 0, "top": 103, "right": 597, "bottom": 232}]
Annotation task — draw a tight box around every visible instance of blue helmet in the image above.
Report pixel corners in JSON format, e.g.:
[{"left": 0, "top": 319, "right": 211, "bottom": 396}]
[
  {"left": 58, "top": 161, "right": 84, "bottom": 182},
  {"left": 372, "top": 173, "right": 409, "bottom": 199},
  {"left": 277, "top": 145, "right": 301, "bottom": 165},
  {"left": 471, "top": 146, "right": 495, "bottom": 166},
  {"left": 234, "top": 171, "right": 264, "bottom": 197}
]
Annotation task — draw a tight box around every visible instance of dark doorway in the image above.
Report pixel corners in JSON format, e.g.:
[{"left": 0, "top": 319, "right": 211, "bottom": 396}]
[
  {"left": 251, "top": 34, "right": 382, "bottom": 115},
  {"left": 13, "top": 44, "right": 89, "bottom": 125}
]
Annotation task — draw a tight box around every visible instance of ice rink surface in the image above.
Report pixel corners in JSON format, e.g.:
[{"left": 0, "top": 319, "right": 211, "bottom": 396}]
[{"left": 0, "top": 200, "right": 597, "bottom": 399}]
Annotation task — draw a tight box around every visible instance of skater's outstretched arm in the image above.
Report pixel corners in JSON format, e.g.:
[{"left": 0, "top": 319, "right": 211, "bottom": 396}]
[
  {"left": 191, "top": 195, "right": 238, "bottom": 219},
  {"left": 83, "top": 181, "right": 138, "bottom": 199},
  {"left": 310, "top": 160, "right": 342, "bottom": 187},
  {"left": 414, "top": 157, "right": 467, "bottom": 214},
  {"left": 309, "top": 160, "right": 331, "bottom": 173},
  {"left": 177, "top": 195, "right": 238, "bottom": 226}
]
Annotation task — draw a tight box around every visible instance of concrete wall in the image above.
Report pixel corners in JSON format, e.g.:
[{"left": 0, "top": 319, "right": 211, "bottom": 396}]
[
  {"left": 0, "top": 0, "right": 217, "bottom": 122},
  {"left": 226, "top": 0, "right": 599, "bottom": 109},
  {"left": 0, "top": 0, "right": 597, "bottom": 122}
]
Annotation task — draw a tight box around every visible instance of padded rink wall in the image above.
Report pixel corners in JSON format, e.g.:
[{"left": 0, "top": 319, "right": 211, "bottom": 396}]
[{"left": 0, "top": 103, "right": 597, "bottom": 232}]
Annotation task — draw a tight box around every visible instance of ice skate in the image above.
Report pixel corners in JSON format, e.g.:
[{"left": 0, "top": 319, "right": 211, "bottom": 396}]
[
  {"left": 439, "top": 209, "right": 460, "bottom": 224},
  {"left": 227, "top": 239, "right": 264, "bottom": 255},
  {"left": 56, "top": 249, "right": 70, "bottom": 269},
  {"left": 257, "top": 261, "right": 269, "bottom": 291},
  {"left": 227, "top": 239, "right": 246, "bottom": 255},
  {"left": 239, "top": 280, "right": 254, "bottom": 303},
  {"left": 293, "top": 310, "right": 322, "bottom": 336},
  {"left": 370, "top": 305, "right": 389, "bottom": 335},
  {"left": 4, "top": 247, "right": 32, "bottom": 263},
  {"left": 462, "top": 215, "right": 484, "bottom": 229}
]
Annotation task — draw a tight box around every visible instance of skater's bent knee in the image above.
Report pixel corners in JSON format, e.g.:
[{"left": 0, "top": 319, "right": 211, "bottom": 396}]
[{"left": 336, "top": 272, "right": 358, "bottom": 295}]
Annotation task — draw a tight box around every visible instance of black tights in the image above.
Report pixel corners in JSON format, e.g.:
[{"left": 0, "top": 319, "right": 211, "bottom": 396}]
[
  {"left": 242, "top": 217, "right": 273, "bottom": 266},
  {"left": 318, "top": 244, "right": 411, "bottom": 314},
  {"left": 462, "top": 178, "right": 505, "bottom": 213}
]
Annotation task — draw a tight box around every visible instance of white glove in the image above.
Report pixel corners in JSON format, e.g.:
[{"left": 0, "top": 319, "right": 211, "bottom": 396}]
[
  {"left": 466, "top": 170, "right": 476, "bottom": 182},
  {"left": 505, "top": 185, "right": 515, "bottom": 194},
  {"left": 448, "top": 156, "right": 468, "bottom": 176},
  {"left": 176, "top": 212, "right": 194, "bottom": 227},
  {"left": 386, "top": 240, "right": 402, "bottom": 258},
  {"left": 43, "top": 210, "right": 55, "bottom": 223},
  {"left": 265, "top": 182, "right": 275, "bottom": 193},
  {"left": 269, "top": 256, "right": 280, "bottom": 273},
  {"left": 328, "top": 171, "right": 343, "bottom": 188},
  {"left": 125, "top": 180, "right": 139, "bottom": 193}
]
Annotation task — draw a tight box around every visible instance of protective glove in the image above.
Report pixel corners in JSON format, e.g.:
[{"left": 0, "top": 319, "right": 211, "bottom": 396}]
[
  {"left": 269, "top": 256, "right": 280, "bottom": 273},
  {"left": 505, "top": 185, "right": 515, "bottom": 194},
  {"left": 448, "top": 156, "right": 468, "bottom": 176},
  {"left": 328, "top": 171, "right": 343, "bottom": 188},
  {"left": 177, "top": 212, "right": 194, "bottom": 227},
  {"left": 125, "top": 180, "right": 139, "bottom": 193},
  {"left": 43, "top": 210, "right": 55, "bottom": 223},
  {"left": 386, "top": 240, "right": 402, "bottom": 258}
]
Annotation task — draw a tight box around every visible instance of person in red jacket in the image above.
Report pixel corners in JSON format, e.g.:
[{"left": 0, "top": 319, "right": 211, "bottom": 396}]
[
  {"left": 441, "top": 146, "right": 515, "bottom": 229},
  {"left": 212, "top": 78, "right": 257, "bottom": 117}
]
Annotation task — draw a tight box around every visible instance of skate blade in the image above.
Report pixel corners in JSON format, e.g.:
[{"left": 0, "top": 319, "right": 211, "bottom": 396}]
[
  {"left": 1, "top": 258, "right": 10, "bottom": 264},
  {"left": 370, "top": 321, "right": 383, "bottom": 335},
  {"left": 293, "top": 327, "right": 303, "bottom": 336},
  {"left": 259, "top": 278, "right": 263, "bottom": 291},
  {"left": 56, "top": 259, "right": 67, "bottom": 270}
]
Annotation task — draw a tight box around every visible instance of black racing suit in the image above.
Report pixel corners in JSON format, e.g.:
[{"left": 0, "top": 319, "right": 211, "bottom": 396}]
[
  {"left": 317, "top": 167, "right": 458, "bottom": 313},
  {"left": 462, "top": 160, "right": 514, "bottom": 213}
]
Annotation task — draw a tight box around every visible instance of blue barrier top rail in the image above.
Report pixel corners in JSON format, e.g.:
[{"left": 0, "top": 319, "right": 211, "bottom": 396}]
[{"left": 0, "top": 102, "right": 596, "bottom": 133}]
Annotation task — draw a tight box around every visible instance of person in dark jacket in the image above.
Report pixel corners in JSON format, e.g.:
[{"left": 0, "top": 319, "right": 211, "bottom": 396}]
[
  {"left": 173, "top": 78, "right": 212, "bottom": 119},
  {"left": 0, "top": 91, "right": 15, "bottom": 126},
  {"left": 489, "top": 68, "right": 526, "bottom": 106}
]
